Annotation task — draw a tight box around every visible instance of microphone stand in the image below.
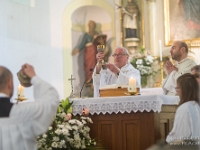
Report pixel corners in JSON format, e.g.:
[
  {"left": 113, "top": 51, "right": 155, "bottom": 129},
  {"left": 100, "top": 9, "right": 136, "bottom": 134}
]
[
  {"left": 80, "top": 81, "right": 86, "bottom": 98},
  {"left": 80, "top": 68, "right": 94, "bottom": 98}
]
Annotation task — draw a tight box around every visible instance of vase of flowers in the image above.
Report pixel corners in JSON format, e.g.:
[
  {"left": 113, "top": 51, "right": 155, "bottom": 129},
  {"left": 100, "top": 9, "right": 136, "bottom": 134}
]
[
  {"left": 37, "top": 98, "right": 97, "bottom": 150},
  {"left": 131, "top": 47, "right": 156, "bottom": 88}
]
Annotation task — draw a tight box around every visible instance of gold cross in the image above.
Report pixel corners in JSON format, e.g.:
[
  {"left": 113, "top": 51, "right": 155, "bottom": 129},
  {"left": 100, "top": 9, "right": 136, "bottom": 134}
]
[
  {"left": 68, "top": 75, "right": 76, "bottom": 82},
  {"left": 68, "top": 75, "right": 76, "bottom": 98}
]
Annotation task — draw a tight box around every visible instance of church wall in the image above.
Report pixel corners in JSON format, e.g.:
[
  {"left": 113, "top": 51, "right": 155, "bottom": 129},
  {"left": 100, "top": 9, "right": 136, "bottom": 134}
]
[{"left": 0, "top": 0, "right": 64, "bottom": 101}]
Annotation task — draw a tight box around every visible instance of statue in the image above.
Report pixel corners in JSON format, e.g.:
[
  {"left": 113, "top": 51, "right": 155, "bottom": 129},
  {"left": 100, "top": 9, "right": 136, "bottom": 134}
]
[
  {"left": 72, "top": 20, "right": 107, "bottom": 84},
  {"left": 118, "top": 0, "right": 139, "bottom": 38}
]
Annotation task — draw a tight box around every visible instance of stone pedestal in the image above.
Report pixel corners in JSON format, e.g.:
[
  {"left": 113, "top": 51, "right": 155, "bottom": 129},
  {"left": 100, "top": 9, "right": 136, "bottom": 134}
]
[{"left": 124, "top": 38, "right": 140, "bottom": 54}]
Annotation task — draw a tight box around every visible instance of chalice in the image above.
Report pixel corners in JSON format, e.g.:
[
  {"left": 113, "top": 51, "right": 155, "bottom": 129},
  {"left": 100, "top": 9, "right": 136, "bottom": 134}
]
[{"left": 97, "top": 45, "right": 107, "bottom": 70}]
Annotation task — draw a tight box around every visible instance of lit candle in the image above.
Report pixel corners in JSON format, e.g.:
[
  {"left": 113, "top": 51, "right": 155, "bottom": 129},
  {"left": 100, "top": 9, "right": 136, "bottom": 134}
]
[
  {"left": 128, "top": 77, "right": 136, "bottom": 92},
  {"left": 159, "top": 40, "right": 162, "bottom": 61},
  {"left": 17, "top": 84, "right": 24, "bottom": 98}
]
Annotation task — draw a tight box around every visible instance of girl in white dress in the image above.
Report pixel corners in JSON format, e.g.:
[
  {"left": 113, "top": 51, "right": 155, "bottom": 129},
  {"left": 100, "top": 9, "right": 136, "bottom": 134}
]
[{"left": 166, "top": 73, "right": 200, "bottom": 145}]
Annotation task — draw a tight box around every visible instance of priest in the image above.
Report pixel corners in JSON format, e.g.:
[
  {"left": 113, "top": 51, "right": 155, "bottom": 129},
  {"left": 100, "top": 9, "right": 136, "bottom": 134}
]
[
  {"left": 0, "top": 64, "right": 59, "bottom": 150},
  {"left": 162, "top": 41, "right": 197, "bottom": 95},
  {"left": 93, "top": 46, "right": 141, "bottom": 97}
]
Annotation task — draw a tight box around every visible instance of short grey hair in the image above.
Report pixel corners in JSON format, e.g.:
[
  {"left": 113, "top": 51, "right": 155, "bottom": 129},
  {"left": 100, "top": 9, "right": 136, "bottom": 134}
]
[{"left": 115, "top": 46, "right": 129, "bottom": 55}]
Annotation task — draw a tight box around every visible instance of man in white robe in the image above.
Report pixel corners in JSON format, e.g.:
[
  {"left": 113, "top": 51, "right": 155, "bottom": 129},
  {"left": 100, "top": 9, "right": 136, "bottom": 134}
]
[
  {"left": 162, "top": 41, "right": 196, "bottom": 95},
  {"left": 93, "top": 46, "right": 141, "bottom": 97},
  {"left": 0, "top": 64, "right": 59, "bottom": 150}
]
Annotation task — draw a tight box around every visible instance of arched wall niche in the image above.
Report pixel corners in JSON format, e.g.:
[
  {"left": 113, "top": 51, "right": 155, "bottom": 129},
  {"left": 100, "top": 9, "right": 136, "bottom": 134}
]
[{"left": 62, "top": 0, "right": 115, "bottom": 97}]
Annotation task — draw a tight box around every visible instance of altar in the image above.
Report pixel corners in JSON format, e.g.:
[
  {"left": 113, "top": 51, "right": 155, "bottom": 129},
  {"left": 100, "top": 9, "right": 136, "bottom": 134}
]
[{"left": 71, "top": 94, "right": 179, "bottom": 150}]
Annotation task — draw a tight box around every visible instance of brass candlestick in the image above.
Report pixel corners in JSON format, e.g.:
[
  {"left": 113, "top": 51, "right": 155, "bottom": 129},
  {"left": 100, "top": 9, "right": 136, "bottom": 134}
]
[
  {"left": 159, "top": 61, "right": 164, "bottom": 87},
  {"left": 97, "top": 45, "right": 106, "bottom": 70}
]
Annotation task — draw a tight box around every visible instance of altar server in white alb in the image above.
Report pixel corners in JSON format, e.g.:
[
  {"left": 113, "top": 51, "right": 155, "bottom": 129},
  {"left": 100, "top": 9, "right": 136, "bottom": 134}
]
[
  {"left": 93, "top": 46, "right": 141, "bottom": 97},
  {"left": 0, "top": 64, "right": 59, "bottom": 150},
  {"left": 166, "top": 73, "right": 200, "bottom": 144},
  {"left": 162, "top": 41, "right": 196, "bottom": 96}
]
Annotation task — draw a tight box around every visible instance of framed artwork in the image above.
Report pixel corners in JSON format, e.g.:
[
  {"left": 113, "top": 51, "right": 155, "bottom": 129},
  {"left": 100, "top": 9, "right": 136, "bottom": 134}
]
[{"left": 164, "top": 0, "right": 200, "bottom": 46}]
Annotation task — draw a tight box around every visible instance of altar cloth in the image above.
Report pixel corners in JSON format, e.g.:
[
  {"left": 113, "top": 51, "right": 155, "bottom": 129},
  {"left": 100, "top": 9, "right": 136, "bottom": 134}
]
[{"left": 70, "top": 95, "right": 179, "bottom": 115}]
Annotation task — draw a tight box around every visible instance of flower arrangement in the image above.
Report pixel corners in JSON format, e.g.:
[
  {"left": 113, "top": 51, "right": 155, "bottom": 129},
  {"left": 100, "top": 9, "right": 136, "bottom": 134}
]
[
  {"left": 131, "top": 47, "right": 155, "bottom": 76},
  {"left": 37, "top": 98, "right": 97, "bottom": 150},
  {"left": 131, "top": 47, "right": 156, "bottom": 88}
]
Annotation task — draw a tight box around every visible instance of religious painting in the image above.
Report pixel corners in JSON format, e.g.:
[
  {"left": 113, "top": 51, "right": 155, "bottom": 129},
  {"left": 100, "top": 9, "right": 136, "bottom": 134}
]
[{"left": 164, "top": 0, "right": 200, "bottom": 46}]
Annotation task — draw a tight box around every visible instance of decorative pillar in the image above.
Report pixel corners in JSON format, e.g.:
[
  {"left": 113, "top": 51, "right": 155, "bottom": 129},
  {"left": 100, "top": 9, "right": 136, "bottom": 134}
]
[{"left": 146, "top": 0, "right": 157, "bottom": 56}]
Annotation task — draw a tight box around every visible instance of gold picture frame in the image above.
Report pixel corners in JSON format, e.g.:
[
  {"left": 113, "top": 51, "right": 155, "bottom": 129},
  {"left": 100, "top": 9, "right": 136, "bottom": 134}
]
[{"left": 164, "top": 0, "right": 200, "bottom": 46}]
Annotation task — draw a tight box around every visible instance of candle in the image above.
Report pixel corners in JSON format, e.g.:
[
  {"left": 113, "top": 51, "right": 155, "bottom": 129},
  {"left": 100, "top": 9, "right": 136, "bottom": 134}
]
[
  {"left": 159, "top": 40, "right": 162, "bottom": 61},
  {"left": 18, "top": 84, "right": 24, "bottom": 98},
  {"left": 128, "top": 77, "right": 136, "bottom": 92}
]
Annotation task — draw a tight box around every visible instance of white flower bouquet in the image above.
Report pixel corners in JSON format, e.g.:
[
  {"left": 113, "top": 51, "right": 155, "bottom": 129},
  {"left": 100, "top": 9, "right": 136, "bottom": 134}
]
[
  {"left": 131, "top": 47, "right": 155, "bottom": 76},
  {"left": 37, "top": 98, "right": 97, "bottom": 150},
  {"left": 131, "top": 47, "right": 156, "bottom": 88}
]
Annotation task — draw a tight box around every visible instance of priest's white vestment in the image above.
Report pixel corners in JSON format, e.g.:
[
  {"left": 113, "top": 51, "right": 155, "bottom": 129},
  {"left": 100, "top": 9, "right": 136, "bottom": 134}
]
[
  {"left": 93, "top": 63, "right": 141, "bottom": 97},
  {"left": 166, "top": 101, "right": 200, "bottom": 143},
  {"left": 0, "top": 76, "right": 59, "bottom": 150},
  {"left": 162, "top": 58, "right": 196, "bottom": 96}
]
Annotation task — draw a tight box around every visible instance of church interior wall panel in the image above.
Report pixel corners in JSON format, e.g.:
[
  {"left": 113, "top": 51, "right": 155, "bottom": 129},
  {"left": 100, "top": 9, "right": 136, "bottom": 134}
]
[
  {"left": 0, "top": 0, "right": 66, "bottom": 101},
  {"left": 0, "top": 37, "right": 64, "bottom": 102}
]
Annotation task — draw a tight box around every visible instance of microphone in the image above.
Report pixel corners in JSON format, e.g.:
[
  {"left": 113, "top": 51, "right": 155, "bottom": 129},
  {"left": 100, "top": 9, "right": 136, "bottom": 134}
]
[{"left": 80, "top": 68, "right": 94, "bottom": 98}]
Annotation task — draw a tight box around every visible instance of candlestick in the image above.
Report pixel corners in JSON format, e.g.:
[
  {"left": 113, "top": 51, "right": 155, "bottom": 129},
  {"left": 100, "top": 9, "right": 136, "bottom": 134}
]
[
  {"left": 159, "top": 61, "right": 164, "bottom": 87},
  {"left": 128, "top": 77, "right": 136, "bottom": 93},
  {"left": 159, "top": 40, "right": 162, "bottom": 61}
]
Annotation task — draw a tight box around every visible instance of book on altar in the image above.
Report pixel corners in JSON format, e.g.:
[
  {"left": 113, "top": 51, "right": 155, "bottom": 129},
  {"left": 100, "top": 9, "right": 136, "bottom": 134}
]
[
  {"left": 99, "top": 84, "right": 128, "bottom": 97},
  {"left": 100, "top": 84, "right": 128, "bottom": 90}
]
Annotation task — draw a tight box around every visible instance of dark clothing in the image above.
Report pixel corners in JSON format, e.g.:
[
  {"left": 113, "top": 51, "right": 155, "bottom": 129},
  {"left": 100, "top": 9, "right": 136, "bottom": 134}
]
[{"left": 0, "top": 97, "right": 13, "bottom": 117}]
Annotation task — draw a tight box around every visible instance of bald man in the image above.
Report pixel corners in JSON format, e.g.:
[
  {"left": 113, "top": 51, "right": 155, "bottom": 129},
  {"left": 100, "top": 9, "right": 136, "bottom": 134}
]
[
  {"left": 0, "top": 64, "right": 59, "bottom": 150},
  {"left": 162, "top": 41, "right": 197, "bottom": 95}
]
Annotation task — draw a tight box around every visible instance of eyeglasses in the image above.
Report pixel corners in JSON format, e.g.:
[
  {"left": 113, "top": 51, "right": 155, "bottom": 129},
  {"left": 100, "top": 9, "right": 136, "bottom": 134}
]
[{"left": 112, "top": 53, "right": 127, "bottom": 57}]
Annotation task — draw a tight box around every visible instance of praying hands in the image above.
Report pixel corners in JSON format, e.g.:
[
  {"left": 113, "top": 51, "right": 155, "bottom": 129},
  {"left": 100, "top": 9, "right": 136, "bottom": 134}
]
[{"left": 165, "top": 60, "right": 178, "bottom": 75}]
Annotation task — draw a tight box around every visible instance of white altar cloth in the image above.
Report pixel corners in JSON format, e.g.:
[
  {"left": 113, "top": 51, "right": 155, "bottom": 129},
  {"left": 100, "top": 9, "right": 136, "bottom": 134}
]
[
  {"left": 141, "top": 87, "right": 163, "bottom": 95},
  {"left": 70, "top": 95, "right": 179, "bottom": 115}
]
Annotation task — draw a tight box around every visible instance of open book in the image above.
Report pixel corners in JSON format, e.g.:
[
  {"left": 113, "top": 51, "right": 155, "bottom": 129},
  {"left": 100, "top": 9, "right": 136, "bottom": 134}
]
[{"left": 100, "top": 84, "right": 128, "bottom": 90}]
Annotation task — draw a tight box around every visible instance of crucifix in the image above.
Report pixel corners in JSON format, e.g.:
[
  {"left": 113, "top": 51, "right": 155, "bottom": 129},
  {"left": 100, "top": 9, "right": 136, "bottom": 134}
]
[{"left": 68, "top": 75, "right": 76, "bottom": 98}]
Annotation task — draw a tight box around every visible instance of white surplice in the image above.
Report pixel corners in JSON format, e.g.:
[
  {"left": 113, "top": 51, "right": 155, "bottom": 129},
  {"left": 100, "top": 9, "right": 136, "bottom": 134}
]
[
  {"left": 93, "top": 63, "right": 141, "bottom": 97},
  {"left": 162, "top": 57, "right": 196, "bottom": 96},
  {"left": 166, "top": 101, "right": 200, "bottom": 143},
  {"left": 0, "top": 76, "right": 59, "bottom": 150}
]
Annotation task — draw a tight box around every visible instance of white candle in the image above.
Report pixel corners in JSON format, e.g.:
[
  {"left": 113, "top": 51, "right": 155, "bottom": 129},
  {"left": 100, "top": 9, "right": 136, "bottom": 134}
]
[
  {"left": 159, "top": 40, "right": 162, "bottom": 61},
  {"left": 18, "top": 84, "right": 24, "bottom": 97},
  {"left": 128, "top": 77, "right": 136, "bottom": 92}
]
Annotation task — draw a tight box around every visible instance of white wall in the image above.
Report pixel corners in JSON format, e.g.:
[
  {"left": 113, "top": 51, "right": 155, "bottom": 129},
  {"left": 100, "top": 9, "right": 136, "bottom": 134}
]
[{"left": 0, "top": 0, "right": 64, "bottom": 101}]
